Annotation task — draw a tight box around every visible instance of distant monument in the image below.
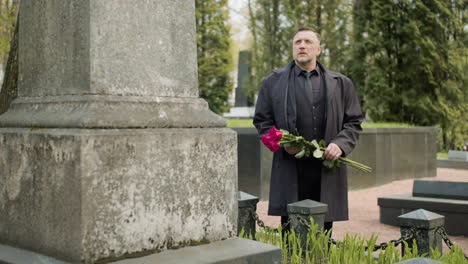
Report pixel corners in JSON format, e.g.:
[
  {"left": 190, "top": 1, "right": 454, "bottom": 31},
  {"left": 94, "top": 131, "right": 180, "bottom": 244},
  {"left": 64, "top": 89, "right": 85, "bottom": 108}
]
[
  {"left": 224, "top": 50, "right": 255, "bottom": 119},
  {"left": 0, "top": 1, "right": 237, "bottom": 263}
]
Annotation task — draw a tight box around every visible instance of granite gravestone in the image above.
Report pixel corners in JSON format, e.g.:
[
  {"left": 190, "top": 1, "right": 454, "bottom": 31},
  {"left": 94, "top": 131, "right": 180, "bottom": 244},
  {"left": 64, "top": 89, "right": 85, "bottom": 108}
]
[
  {"left": 379, "top": 180, "right": 468, "bottom": 236},
  {"left": 448, "top": 150, "right": 468, "bottom": 161},
  {"left": 0, "top": 1, "right": 237, "bottom": 263},
  {"left": 234, "top": 50, "right": 251, "bottom": 107},
  {"left": 223, "top": 50, "right": 254, "bottom": 118}
]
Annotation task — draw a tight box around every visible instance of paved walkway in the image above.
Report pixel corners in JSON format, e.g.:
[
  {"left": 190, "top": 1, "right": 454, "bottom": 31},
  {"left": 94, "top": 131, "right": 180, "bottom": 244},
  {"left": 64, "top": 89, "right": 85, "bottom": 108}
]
[{"left": 256, "top": 168, "right": 468, "bottom": 253}]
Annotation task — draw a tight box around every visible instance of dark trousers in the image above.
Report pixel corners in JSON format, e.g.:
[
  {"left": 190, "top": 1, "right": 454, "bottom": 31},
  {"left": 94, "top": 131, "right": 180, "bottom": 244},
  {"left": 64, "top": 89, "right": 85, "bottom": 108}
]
[{"left": 281, "top": 158, "right": 333, "bottom": 236}]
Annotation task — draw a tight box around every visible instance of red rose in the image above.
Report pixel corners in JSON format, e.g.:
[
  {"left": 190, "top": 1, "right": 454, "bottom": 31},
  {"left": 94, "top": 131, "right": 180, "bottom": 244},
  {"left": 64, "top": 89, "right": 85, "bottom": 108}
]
[
  {"left": 268, "top": 127, "right": 283, "bottom": 141},
  {"left": 261, "top": 127, "right": 283, "bottom": 152}
]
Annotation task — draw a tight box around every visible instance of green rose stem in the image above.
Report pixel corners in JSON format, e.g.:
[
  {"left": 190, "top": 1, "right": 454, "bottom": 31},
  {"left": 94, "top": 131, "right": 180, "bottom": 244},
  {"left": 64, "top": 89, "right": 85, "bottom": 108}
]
[{"left": 278, "top": 131, "right": 372, "bottom": 173}]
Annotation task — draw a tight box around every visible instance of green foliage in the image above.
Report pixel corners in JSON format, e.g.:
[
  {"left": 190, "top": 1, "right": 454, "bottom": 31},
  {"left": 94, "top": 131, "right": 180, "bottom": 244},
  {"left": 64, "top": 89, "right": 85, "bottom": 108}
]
[
  {"left": 195, "top": 0, "right": 233, "bottom": 114},
  {"left": 0, "top": 0, "right": 17, "bottom": 65},
  {"left": 239, "top": 219, "right": 468, "bottom": 264},
  {"left": 246, "top": 0, "right": 466, "bottom": 151},
  {"left": 244, "top": 0, "right": 286, "bottom": 103},
  {"left": 0, "top": 1, "right": 18, "bottom": 114},
  {"left": 349, "top": 0, "right": 467, "bottom": 150}
]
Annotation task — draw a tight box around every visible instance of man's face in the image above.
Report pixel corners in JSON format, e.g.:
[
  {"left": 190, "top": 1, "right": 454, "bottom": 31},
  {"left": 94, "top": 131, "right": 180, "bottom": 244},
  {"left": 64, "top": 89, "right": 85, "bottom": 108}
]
[{"left": 292, "top": 30, "right": 321, "bottom": 66}]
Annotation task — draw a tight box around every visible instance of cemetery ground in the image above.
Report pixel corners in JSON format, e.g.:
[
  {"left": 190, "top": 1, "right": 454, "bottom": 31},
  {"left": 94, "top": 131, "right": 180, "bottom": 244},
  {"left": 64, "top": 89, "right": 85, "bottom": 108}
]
[{"left": 256, "top": 167, "right": 468, "bottom": 253}]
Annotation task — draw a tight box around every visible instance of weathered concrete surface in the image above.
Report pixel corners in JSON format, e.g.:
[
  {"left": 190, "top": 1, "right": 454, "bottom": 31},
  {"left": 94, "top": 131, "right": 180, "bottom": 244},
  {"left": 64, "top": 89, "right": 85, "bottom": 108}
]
[
  {"left": 110, "top": 238, "right": 282, "bottom": 264},
  {"left": 0, "top": 0, "right": 225, "bottom": 128},
  {"left": 18, "top": 0, "right": 198, "bottom": 97},
  {"left": 0, "top": 95, "right": 225, "bottom": 128},
  {"left": 0, "top": 128, "right": 237, "bottom": 263},
  {"left": 0, "top": 1, "right": 242, "bottom": 263}
]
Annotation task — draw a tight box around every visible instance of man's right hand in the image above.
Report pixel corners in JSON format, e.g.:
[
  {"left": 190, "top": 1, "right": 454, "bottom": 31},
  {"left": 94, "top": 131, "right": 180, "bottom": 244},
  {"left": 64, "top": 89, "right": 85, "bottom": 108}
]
[{"left": 284, "top": 146, "right": 299, "bottom": 155}]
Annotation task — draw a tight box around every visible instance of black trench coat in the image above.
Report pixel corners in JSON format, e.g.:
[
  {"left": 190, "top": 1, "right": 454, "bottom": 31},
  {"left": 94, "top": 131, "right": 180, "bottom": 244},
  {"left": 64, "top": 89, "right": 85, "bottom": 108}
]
[{"left": 253, "top": 61, "right": 363, "bottom": 222}]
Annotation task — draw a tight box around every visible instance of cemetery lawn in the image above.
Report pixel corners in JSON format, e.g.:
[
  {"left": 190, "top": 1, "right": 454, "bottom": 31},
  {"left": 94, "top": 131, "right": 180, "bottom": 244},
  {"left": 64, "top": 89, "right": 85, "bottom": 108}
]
[
  {"left": 437, "top": 152, "right": 449, "bottom": 159},
  {"left": 226, "top": 119, "right": 414, "bottom": 128},
  {"left": 227, "top": 119, "right": 255, "bottom": 127}
]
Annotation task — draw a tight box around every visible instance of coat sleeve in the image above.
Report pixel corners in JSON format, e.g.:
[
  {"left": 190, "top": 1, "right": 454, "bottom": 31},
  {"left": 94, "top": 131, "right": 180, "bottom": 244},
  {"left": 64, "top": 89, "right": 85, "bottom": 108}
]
[
  {"left": 253, "top": 77, "right": 275, "bottom": 137},
  {"left": 330, "top": 77, "right": 364, "bottom": 156}
]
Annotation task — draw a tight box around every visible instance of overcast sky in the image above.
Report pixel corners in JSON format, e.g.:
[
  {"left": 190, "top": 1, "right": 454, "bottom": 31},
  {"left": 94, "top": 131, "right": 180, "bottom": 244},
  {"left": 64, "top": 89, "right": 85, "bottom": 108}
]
[{"left": 227, "top": 0, "right": 250, "bottom": 48}]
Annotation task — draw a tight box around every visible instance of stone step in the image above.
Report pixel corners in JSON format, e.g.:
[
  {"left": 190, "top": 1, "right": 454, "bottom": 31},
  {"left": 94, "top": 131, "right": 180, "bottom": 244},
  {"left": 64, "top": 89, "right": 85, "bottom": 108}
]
[
  {"left": 111, "top": 238, "right": 281, "bottom": 264},
  {"left": 1, "top": 238, "right": 281, "bottom": 264},
  {"left": 0, "top": 244, "right": 68, "bottom": 264}
]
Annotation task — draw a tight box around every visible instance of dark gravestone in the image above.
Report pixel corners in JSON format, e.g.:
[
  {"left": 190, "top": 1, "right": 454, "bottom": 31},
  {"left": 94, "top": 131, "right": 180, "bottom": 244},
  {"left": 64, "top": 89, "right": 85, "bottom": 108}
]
[
  {"left": 233, "top": 128, "right": 263, "bottom": 198},
  {"left": 413, "top": 180, "right": 468, "bottom": 200},
  {"left": 436, "top": 158, "right": 468, "bottom": 170},
  {"left": 234, "top": 50, "right": 251, "bottom": 107},
  {"left": 448, "top": 150, "right": 468, "bottom": 161},
  {"left": 379, "top": 180, "right": 468, "bottom": 236}
]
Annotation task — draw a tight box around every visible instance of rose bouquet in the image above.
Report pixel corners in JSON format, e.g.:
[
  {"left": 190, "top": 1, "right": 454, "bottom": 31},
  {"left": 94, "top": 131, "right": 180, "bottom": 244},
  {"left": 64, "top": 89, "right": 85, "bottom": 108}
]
[{"left": 261, "top": 127, "right": 372, "bottom": 172}]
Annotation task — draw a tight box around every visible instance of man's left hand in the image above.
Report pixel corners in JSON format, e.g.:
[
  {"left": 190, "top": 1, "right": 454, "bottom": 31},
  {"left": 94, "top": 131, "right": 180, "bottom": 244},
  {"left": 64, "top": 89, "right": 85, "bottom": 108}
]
[{"left": 324, "top": 143, "right": 342, "bottom": 161}]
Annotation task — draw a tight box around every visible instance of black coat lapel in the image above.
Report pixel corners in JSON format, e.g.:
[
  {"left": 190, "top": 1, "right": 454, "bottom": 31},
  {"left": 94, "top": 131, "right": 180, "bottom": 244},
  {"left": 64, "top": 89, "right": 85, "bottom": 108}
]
[
  {"left": 273, "top": 61, "right": 296, "bottom": 132},
  {"left": 317, "top": 61, "right": 337, "bottom": 141}
]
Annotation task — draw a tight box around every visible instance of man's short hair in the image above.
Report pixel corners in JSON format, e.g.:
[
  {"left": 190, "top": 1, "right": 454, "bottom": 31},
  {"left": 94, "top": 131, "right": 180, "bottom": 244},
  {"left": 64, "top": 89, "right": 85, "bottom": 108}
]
[{"left": 294, "top": 26, "right": 321, "bottom": 42}]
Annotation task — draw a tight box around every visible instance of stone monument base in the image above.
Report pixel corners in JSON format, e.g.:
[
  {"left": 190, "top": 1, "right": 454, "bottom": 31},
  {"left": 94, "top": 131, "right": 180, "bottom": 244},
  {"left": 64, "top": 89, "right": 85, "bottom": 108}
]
[
  {"left": 0, "top": 128, "right": 237, "bottom": 263},
  {"left": 0, "top": 238, "right": 282, "bottom": 264},
  {"left": 112, "top": 238, "right": 281, "bottom": 264}
]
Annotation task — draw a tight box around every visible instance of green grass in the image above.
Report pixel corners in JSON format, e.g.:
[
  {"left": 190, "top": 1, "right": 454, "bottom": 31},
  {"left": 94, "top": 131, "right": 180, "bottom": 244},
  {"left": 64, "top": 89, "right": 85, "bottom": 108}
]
[
  {"left": 226, "top": 119, "right": 414, "bottom": 128},
  {"left": 361, "top": 122, "right": 414, "bottom": 128},
  {"left": 437, "top": 152, "right": 448, "bottom": 159},
  {"left": 239, "top": 220, "right": 468, "bottom": 264},
  {"left": 226, "top": 119, "right": 255, "bottom": 128}
]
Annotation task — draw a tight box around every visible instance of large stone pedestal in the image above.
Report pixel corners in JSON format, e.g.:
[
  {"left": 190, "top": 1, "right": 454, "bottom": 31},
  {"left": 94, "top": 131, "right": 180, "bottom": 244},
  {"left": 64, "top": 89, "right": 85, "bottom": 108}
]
[
  {"left": 0, "top": 1, "right": 245, "bottom": 263},
  {"left": 0, "top": 128, "right": 237, "bottom": 263}
]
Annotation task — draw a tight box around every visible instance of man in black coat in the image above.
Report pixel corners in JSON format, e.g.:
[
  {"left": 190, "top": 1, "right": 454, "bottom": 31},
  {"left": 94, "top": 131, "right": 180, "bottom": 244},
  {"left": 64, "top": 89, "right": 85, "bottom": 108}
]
[{"left": 253, "top": 26, "right": 364, "bottom": 232}]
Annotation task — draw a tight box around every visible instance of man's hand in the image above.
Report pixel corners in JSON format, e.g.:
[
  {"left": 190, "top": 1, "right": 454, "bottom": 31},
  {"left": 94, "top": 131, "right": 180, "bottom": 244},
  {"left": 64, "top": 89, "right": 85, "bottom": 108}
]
[
  {"left": 284, "top": 146, "right": 299, "bottom": 155},
  {"left": 324, "top": 143, "right": 342, "bottom": 161}
]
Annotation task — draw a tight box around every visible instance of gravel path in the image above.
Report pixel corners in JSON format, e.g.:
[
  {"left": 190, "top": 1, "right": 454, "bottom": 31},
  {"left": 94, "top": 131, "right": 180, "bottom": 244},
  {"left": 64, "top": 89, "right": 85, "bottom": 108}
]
[{"left": 256, "top": 168, "right": 468, "bottom": 253}]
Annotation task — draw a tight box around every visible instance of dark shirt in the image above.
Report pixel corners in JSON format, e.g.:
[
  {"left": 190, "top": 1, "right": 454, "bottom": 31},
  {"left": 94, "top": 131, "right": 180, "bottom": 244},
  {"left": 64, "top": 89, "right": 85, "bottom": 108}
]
[{"left": 292, "top": 64, "right": 326, "bottom": 142}]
